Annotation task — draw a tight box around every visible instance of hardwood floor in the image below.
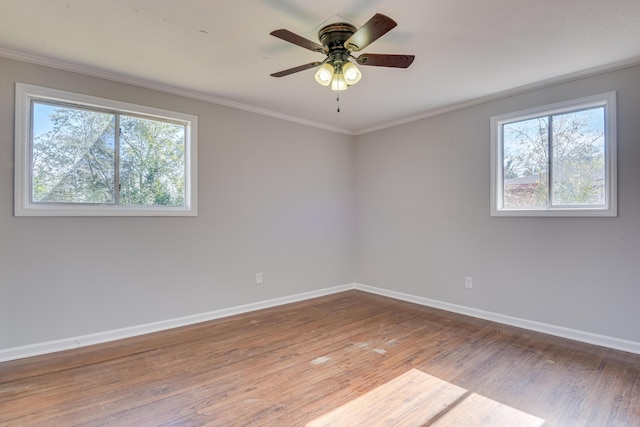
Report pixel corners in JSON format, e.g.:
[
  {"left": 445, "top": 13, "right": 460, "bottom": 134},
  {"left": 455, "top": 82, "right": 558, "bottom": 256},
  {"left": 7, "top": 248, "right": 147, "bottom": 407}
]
[{"left": 1, "top": 290, "right": 639, "bottom": 426}]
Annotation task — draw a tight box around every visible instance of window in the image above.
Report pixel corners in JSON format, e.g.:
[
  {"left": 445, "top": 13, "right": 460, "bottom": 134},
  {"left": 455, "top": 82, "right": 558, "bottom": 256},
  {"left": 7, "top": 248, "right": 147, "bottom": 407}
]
[
  {"left": 15, "top": 83, "right": 197, "bottom": 216},
  {"left": 490, "top": 92, "right": 616, "bottom": 217}
]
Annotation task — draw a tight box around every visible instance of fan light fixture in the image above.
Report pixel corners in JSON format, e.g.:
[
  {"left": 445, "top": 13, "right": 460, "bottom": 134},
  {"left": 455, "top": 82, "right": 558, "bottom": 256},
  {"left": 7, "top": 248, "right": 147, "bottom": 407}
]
[
  {"left": 314, "top": 60, "right": 362, "bottom": 91},
  {"left": 270, "top": 14, "right": 415, "bottom": 95}
]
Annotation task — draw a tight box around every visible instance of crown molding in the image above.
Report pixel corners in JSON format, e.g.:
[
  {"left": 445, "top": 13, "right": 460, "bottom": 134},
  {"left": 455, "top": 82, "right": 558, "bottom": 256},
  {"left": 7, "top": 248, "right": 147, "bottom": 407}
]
[
  {"left": 354, "top": 56, "right": 640, "bottom": 135},
  {"left": 0, "top": 47, "right": 353, "bottom": 136},
  {"left": 2, "top": 47, "right": 639, "bottom": 137}
]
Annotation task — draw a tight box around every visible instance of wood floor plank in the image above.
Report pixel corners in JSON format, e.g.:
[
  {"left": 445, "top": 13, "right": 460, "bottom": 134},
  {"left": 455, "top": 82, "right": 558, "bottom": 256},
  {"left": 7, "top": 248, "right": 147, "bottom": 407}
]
[{"left": 1, "top": 290, "right": 639, "bottom": 426}]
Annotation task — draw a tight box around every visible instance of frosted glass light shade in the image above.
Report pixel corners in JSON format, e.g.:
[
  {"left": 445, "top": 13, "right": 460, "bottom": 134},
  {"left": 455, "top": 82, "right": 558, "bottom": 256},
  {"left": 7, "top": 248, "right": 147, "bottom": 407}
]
[
  {"left": 343, "top": 62, "right": 362, "bottom": 85},
  {"left": 314, "top": 63, "right": 334, "bottom": 86},
  {"left": 331, "top": 73, "right": 347, "bottom": 91}
]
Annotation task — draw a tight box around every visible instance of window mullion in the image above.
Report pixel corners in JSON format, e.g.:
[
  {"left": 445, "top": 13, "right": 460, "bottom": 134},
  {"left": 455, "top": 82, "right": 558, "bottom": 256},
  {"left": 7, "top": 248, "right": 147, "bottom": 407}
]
[
  {"left": 547, "top": 114, "right": 553, "bottom": 207},
  {"left": 115, "top": 114, "right": 121, "bottom": 206}
]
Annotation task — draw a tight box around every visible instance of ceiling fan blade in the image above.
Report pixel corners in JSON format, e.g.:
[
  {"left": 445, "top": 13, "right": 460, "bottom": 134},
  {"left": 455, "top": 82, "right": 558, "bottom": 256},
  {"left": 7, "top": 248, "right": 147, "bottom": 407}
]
[
  {"left": 355, "top": 54, "right": 415, "bottom": 68},
  {"left": 271, "top": 62, "right": 323, "bottom": 77},
  {"left": 345, "top": 13, "right": 397, "bottom": 51},
  {"left": 270, "top": 29, "right": 324, "bottom": 52}
]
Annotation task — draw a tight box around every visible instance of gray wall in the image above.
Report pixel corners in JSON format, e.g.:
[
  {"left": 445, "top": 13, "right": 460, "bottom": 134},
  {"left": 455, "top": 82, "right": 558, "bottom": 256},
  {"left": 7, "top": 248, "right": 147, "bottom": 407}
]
[
  {"left": 355, "top": 65, "right": 640, "bottom": 343},
  {"left": 2, "top": 56, "right": 638, "bottom": 352},
  {"left": 0, "top": 58, "right": 355, "bottom": 349}
]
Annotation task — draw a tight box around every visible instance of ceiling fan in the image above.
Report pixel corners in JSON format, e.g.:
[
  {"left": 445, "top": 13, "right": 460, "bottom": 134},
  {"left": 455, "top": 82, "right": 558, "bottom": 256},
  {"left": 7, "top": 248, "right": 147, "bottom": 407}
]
[{"left": 270, "top": 13, "right": 415, "bottom": 91}]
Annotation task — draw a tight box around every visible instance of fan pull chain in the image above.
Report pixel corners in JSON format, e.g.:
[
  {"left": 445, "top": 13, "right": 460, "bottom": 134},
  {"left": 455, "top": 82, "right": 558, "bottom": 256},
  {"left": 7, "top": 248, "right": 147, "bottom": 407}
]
[{"left": 336, "top": 93, "right": 340, "bottom": 113}]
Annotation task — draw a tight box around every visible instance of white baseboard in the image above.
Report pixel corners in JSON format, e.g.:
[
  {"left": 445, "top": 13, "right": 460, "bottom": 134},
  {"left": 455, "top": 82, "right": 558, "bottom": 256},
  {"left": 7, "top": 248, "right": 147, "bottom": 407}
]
[
  {"left": 3, "top": 282, "right": 639, "bottom": 362},
  {"left": 354, "top": 283, "right": 640, "bottom": 355},
  {"left": 0, "top": 284, "right": 353, "bottom": 362}
]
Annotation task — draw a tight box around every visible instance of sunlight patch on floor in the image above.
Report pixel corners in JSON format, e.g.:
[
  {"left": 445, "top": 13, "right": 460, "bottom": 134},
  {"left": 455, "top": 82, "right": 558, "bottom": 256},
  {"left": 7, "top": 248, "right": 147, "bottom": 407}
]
[{"left": 307, "top": 369, "right": 545, "bottom": 427}]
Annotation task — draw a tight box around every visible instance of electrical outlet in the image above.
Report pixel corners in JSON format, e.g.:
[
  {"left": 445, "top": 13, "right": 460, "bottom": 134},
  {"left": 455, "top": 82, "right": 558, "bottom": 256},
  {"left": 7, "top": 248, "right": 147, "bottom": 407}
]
[
  {"left": 465, "top": 277, "right": 473, "bottom": 289},
  {"left": 256, "top": 273, "right": 263, "bottom": 285}
]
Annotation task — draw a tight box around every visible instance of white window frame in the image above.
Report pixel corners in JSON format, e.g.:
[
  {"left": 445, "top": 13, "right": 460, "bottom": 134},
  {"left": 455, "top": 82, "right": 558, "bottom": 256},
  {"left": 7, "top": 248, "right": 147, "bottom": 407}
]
[
  {"left": 15, "top": 83, "right": 198, "bottom": 216},
  {"left": 490, "top": 92, "right": 617, "bottom": 217}
]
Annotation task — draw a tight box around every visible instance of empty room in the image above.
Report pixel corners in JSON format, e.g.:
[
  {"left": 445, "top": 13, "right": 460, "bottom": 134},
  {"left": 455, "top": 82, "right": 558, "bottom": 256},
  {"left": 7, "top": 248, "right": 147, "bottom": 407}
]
[{"left": 1, "top": 1, "right": 639, "bottom": 425}]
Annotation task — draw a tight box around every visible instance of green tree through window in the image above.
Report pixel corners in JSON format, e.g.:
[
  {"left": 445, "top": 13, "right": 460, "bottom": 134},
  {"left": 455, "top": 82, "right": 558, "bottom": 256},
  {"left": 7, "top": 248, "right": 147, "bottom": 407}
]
[
  {"left": 502, "top": 107, "right": 605, "bottom": 209},
  {"left": 32, "top": 102, "right": 186, "bottom": 207},
  {"left": 491, "top": 91, "right": 616, "bottom": 217}
]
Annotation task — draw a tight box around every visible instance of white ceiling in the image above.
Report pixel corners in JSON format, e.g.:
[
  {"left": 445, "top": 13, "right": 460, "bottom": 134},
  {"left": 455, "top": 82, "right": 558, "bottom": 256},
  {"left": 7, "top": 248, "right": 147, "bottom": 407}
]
[{"left": 1, "top": 0, "right": 639, "bottom": 134}]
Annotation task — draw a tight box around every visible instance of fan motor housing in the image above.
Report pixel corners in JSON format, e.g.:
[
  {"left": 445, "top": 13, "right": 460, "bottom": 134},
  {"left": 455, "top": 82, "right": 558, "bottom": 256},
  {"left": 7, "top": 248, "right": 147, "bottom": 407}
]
[{"left": 318, "top": 23, "right": 356, "bottom": 52}]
